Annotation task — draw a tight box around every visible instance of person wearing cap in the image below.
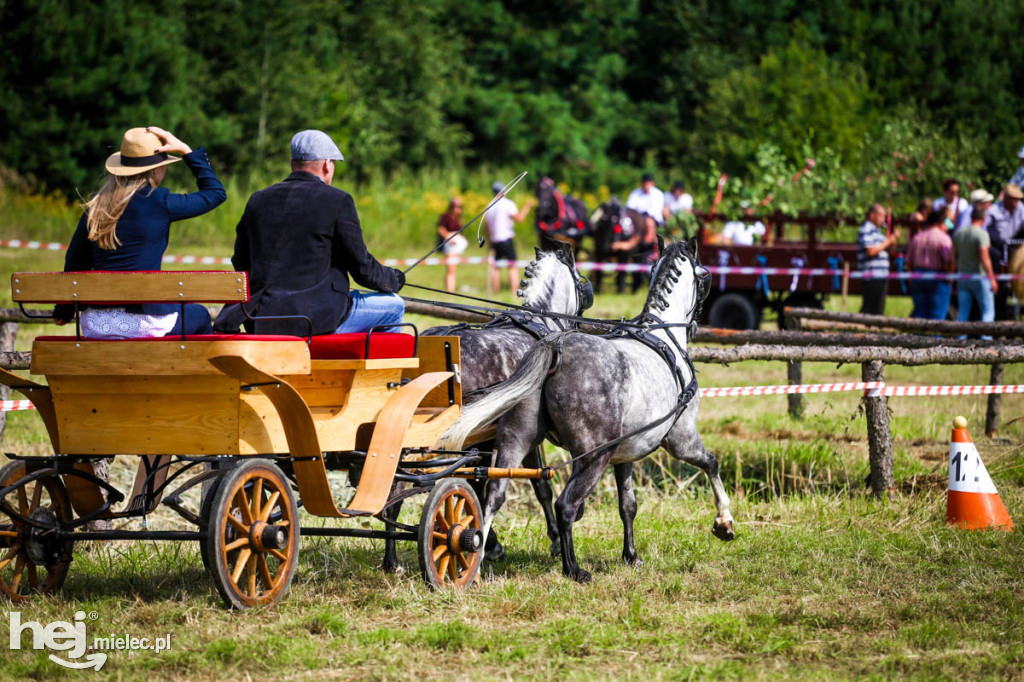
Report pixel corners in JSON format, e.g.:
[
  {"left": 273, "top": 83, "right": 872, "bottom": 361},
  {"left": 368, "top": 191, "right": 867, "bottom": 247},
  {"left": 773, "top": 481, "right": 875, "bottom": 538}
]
[
  {"left": 905, "top": 208, "right": 955, "bottom": 320},
  {"left": 983, "top": 183, "right": 1024, "bottom": 319},
  {"left": 1009, "top": 146, "right": 1024, "bottom": 188},
  {"left": 484, "top": 181, "right": 534, "bottom": 293},
  {"left": 933, "top": 178, "right": 971, "bottom": 233},
  {"left": 55, "top": 126, "right": 226, "bottom": 337},
  {"left": 626, "top": 172, "right": 666, "bottom": 233},
  {"left": 970, "top": 188, "right": 994, "bottom": 217},
  {"left": 953, "top": 205, "right": 999, "bottom": 333},
  {"left": 221, "top": 130, "right": 405, "bottom": 335}
]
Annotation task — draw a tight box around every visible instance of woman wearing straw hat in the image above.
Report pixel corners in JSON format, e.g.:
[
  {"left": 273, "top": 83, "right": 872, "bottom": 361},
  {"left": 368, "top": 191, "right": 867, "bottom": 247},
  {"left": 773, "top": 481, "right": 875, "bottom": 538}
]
[{"left": 55, "top": 126, "right": 227, "bottom": 337}]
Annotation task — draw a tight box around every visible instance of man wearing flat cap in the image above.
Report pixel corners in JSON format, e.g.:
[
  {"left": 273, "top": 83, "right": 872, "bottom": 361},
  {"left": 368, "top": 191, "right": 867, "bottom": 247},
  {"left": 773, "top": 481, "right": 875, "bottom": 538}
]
[
  {"left": 218, "top": 130, "right": 405, "bottom": 335},
  {"left": 983, "top": 183, "right": 1024, "bottom": 319}
]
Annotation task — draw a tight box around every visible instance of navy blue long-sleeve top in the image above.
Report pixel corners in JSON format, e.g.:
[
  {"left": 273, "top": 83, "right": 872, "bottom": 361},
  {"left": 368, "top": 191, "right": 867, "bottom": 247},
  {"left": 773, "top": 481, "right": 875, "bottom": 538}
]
[{"left": 56, "top": 148, "right": 226, "bottom": 320}]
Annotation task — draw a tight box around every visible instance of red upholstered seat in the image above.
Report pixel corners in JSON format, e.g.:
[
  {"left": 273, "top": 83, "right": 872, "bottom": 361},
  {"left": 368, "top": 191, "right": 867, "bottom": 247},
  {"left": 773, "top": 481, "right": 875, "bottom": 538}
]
[
  {"left": 307, "top": 333, "right": 416, "bottom": 360},
  {"left": 35, "top": 332, "right": 417, "bottom": 360}
]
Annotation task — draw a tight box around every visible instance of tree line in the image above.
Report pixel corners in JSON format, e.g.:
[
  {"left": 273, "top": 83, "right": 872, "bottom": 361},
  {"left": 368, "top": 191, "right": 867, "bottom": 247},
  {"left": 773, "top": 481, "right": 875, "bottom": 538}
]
[{"left": 1, "top": 0, "right": 1022, "bottom": 212}]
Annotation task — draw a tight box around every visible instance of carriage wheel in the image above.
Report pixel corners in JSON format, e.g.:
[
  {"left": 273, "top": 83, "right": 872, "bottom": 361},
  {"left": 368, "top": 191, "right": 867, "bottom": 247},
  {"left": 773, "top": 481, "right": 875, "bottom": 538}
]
[
  {"left": 0, "top": 462, "right": 74, "bottom": 602},
  {"left": 206, "top": 459, "right": 299, "bottom": 609},
  {"left": 418, "top": 479, "right": 483, "bottom": 589},
  {"left": 199, "top": 475, "right": 222, "bottom": 573}
]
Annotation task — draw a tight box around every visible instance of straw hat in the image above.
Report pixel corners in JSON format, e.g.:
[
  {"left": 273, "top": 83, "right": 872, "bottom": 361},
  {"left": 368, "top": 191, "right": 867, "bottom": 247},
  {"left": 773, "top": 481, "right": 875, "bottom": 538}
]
[{"left": 105, "top": 128, "right": 182, "bottom": 176}]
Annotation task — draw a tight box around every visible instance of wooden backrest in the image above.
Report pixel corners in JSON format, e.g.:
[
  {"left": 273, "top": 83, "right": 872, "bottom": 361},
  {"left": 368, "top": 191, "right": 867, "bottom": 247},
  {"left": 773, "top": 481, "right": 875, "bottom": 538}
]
[{"left": 11, "top": 271, "right": 249, "bottom": 304}]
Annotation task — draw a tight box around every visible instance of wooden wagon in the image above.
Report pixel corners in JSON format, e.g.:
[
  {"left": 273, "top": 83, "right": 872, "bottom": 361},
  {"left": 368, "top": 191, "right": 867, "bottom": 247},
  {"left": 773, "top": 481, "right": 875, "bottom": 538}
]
[{"left": 0, "top": 271, "right": 550, "bottom": 607}]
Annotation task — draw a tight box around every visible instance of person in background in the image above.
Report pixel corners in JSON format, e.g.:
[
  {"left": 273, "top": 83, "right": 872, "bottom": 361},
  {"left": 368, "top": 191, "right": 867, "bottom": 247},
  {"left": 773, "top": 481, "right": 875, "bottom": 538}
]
[
  {"left": 223, "top": 130, "right": 405, "bottom": 335},
  {"left": 663, "top": 180, "right": 694, "bottom": 218},
  {"left": 970, "top": 188, "right": 994, "bottom": 217},
  {"left": 910, "top": 197, "right": 933, "bottom": 222},
  {"left": 953, "top": 206, "right": 999, "bottom": 336},
  {"left": 626, "top": 172, "right": 665, "bottom": 240},
  {"left": 905, "top": 209, "right": 954, "bottom": 320},
  {"left": 56, "top": 126, "right": 226, "bottom": 338},
  {"left": 437, "top": 197, "right": 467, "bottom": 292},
  {"left": 857, "top": 202, "right": 899, "bottom": 316},
  {"left": 485, "top": 181, "right": 534, "bottom": 293},
  {"left": 983, "top": 183, "right": 1024, "bottom": 319},
  {"left": 1010, "top": 146, "right": 1024, "bottom": 187},
  {"left": 933, "top": 178, "right": 971, "bottom": 233},
  {"left": 721, "top": 201, "right": 767, "bottom": 246}
]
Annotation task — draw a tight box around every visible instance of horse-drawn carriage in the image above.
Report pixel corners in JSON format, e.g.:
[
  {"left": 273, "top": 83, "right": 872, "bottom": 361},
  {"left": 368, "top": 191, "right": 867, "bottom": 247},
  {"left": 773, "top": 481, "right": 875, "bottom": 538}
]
[{"left": 0, "top": 270, "right": 553, "bottom": 608}]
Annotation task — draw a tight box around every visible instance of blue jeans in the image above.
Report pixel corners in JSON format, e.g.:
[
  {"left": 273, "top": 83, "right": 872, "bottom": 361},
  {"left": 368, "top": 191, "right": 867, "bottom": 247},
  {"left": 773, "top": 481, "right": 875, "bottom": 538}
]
[
  {"left": 334, "top": 290, "right": 405, "bottom": 334},
  {"left": 909, "top": 279, "right": 952, "bottom": 321},
  {"left": 957, "top": 277, "right": 995, "bottom": 339}
]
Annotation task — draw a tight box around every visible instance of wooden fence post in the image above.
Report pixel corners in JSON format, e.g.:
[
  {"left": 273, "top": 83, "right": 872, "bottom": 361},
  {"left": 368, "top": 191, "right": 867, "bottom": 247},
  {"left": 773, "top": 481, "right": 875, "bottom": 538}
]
[
  {"left": 986, "top": 363, "right": 1005, "bottom": 438},
  {"left": 784, "top": 316, "right": 804, "bottom": 419},
  {"left": 861, "top": 360, "right": 895, "bottom": 499},
  {"left": 0, "top": 321, "right": 16, "bottom": 442}
]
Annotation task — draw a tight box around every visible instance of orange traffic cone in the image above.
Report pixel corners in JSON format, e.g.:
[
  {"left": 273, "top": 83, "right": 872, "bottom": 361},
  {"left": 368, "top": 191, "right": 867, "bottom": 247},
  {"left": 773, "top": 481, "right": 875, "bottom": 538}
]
[{"left": 947, "top": 416, "right": 1014, "bottom": 531}]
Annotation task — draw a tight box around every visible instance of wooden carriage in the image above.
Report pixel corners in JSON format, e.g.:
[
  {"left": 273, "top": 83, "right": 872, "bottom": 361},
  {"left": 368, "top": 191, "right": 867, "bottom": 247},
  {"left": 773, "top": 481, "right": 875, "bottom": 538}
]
[{"left": 0, "top": 271, "right": 549, "bottom": 607}]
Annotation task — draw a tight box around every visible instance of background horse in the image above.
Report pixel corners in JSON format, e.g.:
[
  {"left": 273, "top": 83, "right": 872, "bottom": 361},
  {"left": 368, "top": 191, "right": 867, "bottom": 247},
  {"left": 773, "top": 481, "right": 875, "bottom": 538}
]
[
  {"left": 382, "top": 242, "right": 593, "bottom": 571},
  {"left": 590, "top": 198, "right": 658, "bottom": 294},
  {"left": 535, "top": 177, "right": 590, "bottom": 259},
  {"left": 440, "top": 240, "right": 734, "bottom": 583}
]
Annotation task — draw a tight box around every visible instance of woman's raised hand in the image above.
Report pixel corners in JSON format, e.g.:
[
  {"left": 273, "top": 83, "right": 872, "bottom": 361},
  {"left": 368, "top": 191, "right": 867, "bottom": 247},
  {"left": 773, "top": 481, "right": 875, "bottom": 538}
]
[{"left": 146, "top": 126, "right": 192, "bottom": 155}]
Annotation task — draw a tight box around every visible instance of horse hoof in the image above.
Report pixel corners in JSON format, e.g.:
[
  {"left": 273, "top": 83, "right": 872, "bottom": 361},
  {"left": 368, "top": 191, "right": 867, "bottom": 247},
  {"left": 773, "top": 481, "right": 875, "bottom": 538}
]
[
  {"left": 712, "top": 519, "right": 735, "bottom": 542},
  {"left": 623, "top": 554, "right": 644, "bottom": 568},
  {"left": 485, "top": 544, "right": 507, "bottom": 562},
  {"left": 382, "top": 562, "right": 405, "bottom": 575},
  {"left": 567, "top": 568, "right": 592, "bottom": 584},
  {"left": 549, "top": 539, "right": 562, "bottom": 557}
]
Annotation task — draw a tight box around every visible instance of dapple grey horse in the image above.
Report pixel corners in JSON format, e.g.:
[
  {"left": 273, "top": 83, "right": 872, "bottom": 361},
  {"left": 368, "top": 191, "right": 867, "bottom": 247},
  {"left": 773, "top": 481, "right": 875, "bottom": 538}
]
[
  {"left": 440, "top": 240, "right": 735, "bottom": 583},
  {"left": 382, "top": 243, "right": 593, "bottom": 571}
]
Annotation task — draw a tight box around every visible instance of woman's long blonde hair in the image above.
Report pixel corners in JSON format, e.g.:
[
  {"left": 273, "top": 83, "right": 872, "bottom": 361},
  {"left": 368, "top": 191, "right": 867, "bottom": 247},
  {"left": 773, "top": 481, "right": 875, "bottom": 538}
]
[{"left": 81, "top": 170, "right": 159, "bottom": 250}]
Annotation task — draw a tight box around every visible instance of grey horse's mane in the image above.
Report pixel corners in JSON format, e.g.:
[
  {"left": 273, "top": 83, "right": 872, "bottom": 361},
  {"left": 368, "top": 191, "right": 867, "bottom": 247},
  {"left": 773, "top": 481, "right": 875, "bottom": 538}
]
[
  {"left": 518, "top": 251, "right": 562, "bottom": 307},
  {"left": 643, "top": 241, "right": 695, "bottom": 315}
]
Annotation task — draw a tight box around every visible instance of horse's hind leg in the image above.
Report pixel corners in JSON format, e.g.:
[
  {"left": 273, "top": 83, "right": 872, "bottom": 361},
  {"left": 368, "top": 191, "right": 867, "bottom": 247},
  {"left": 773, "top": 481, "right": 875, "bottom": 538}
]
[
  {"left": 663, "top": 408, "right": 735, "bottom": 541},
  {"left": 613, "top": 462, "right": 641, "bottom": 566},
  {"left": 555, "top": 450, "right": 615, "bottom": 583},
  {"left": 524, "top": 445, "right": 561, "bottom": 556}
]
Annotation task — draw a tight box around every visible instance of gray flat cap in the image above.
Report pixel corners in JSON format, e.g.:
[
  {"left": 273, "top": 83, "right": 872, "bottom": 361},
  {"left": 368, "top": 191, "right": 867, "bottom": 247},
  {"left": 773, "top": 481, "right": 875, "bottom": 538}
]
[{"left": 290, "top": 130, "right": 344, "bottom": 161}]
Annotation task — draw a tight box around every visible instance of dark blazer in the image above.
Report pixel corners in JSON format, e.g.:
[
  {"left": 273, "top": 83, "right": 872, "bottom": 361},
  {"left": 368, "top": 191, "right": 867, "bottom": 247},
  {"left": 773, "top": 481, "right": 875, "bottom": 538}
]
[
  {"left": 224, "top": 171, "right": 403, "bottom": 335},
  {"left": 56, "top": 148, "right": 226, "bottom": 321}
]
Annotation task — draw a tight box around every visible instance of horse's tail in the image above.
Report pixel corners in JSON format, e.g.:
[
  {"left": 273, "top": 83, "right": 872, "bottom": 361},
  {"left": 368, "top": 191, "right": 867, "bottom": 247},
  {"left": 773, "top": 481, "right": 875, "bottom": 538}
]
[
  {"left": 1010, "top": 244, "right": 1024, "bottom": 302},
  {"left": 437, "top": 335, "right": 560, "bottom": 450}
]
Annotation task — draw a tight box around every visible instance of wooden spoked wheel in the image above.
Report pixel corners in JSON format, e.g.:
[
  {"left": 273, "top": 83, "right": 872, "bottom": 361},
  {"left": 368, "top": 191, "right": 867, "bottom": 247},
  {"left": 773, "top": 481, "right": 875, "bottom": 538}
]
[
  {"left": 0, "top": 461, "right": 73, "bottom": 602},
  {"left": 206, "top": 459, "right": 299, "bottom": 609},
  {"left": 418, "top": 479, "right": 483, "bottom": 589}
]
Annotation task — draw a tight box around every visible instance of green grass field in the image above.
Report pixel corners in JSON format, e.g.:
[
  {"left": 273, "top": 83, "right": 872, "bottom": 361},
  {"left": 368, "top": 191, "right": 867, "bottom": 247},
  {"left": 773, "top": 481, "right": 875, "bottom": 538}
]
[{"left": 1, "top": 178, "right": 1023, "bottom": 680}]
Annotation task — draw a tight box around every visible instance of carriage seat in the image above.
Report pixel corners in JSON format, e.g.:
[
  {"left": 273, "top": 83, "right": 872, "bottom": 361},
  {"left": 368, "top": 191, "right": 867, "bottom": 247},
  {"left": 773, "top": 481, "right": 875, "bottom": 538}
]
[{"left": 33, "top": 332, "right": 416, "bottom": 360}]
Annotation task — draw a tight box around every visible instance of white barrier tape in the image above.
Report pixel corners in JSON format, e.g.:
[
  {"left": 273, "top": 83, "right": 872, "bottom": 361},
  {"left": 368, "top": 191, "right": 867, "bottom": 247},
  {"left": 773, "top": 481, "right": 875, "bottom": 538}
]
[
  {"left": 3, "top": 239, "right": 1023, "bottom": 279},
  {"left": 4, "top": 384, "right": 1022, "bottom": 412},
  {"left": 0, "top": 400, "right": 35, "bottom": 411},
  {"left": 698, "top": 383, "right": 1024, "bottom": 398}
]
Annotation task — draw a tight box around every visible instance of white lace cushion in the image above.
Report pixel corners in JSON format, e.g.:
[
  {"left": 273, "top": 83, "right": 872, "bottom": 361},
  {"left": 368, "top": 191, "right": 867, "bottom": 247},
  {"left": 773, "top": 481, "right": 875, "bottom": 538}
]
[{"left": 79, "top": 308, "right": 179, "bottom": 339}]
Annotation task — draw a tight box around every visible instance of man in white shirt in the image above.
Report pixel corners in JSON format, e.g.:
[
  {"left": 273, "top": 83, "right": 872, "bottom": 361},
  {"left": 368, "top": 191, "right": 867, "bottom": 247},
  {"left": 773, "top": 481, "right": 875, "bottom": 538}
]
[
  {"left": 485, "top": 181, "right": 534, "bottom": 292},
  {"left": 626, "top": 172, "right": 665, "bottom": 241},
  {"left": 721, "top": 202, "right": 767, "bottom": 246},
  {"left": 664, "top": 180, "right": 694, "bottom": 218},
  {"left": 933, "top": 178, "right": 971, "bottom": 233}
]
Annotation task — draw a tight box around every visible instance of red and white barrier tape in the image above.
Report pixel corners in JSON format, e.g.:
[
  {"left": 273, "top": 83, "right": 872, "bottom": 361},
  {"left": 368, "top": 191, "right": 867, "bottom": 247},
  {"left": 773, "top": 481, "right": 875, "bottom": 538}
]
[
  {"left": 4, "top": 240, "right": 1021, "bottom": 280},
  {"left": 3, "top": 383, "right": 1022, "bottom": 412}
]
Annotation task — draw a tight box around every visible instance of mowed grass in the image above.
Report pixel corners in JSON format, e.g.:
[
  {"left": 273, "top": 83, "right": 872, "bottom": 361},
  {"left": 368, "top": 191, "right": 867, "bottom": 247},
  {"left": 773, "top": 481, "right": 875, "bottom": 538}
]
[{"left": 2, "top": 180, "right": 1024, "bottom": 679}]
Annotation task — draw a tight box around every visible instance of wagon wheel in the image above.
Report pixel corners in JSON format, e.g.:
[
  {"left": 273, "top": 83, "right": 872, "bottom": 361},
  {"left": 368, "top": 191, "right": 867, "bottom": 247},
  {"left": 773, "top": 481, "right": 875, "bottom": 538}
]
[
  {"left": 0, "top": 461, "right": 74, "bottom": 602},
  {"left": 206, "top": 459, "right": 299, "bottom": 609},
  {"left": 418, "top": 479, "right": 483, "bottom": 589},
  {"left": 198, "top": 475, "right": 222, "bottom": 573}
]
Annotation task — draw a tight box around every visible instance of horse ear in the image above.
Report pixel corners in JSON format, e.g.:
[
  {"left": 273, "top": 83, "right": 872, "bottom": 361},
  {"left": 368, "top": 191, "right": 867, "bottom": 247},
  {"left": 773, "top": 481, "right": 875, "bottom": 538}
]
[
  {"left": 559, "top": 240, "right": 576, "bottom": 265},
  {"left": 688, "top": 236, "right": 700, "bottom": 261},
  {"left": 657, "top": 235, "right": 666, "bottom": 253}
]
